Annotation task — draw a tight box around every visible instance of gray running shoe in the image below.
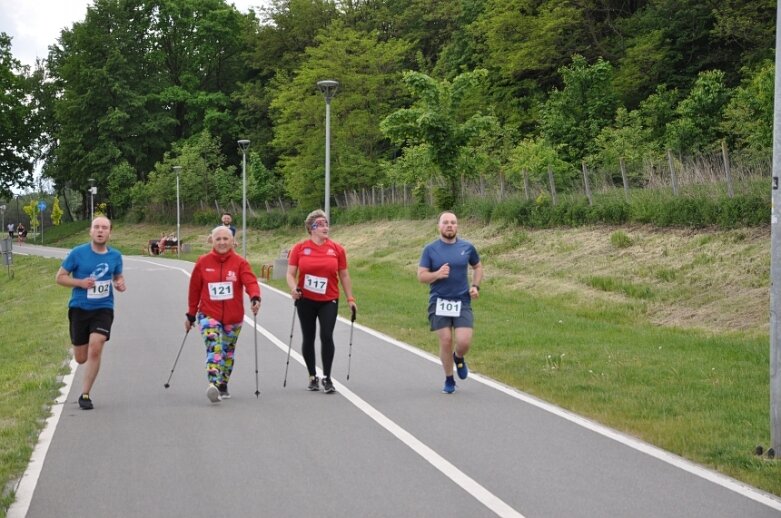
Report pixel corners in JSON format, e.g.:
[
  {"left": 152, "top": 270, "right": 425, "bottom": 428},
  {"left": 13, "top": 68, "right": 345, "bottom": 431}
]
[
  {"left": 206, "top": 384, "right": 222, "bottom": 403},
  {"left": 218, "top": 383, "right": 231, "bottom": 399},
  {"left": 307, "top": 376, "right": 320, "bottom": 391}
]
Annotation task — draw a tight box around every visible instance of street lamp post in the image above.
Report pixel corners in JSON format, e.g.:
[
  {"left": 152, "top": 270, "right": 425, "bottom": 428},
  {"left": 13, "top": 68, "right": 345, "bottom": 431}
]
[
  {"left": 317, "top": 79, "right": 339, "bottom": 221},
  {"left": 87, "top": 178, "right": 96, "bottom": 221},
  {"left": 0, "top": 205, "right": 5, "bottom": 234},
  {"left": 238, "top": 140, "right": 250, "bottom": 258},
  {"left": 173, "top": 166, "right": 182, "bottom": 258}
]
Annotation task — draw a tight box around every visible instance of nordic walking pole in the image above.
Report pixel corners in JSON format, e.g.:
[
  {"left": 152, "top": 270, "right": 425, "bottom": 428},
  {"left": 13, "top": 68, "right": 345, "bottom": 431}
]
[
  {"left": 347, "top": 305, "right": 356, "bottom": 380},
  {"left": 253, "top": 312, "right": 260, "bottom": 398},
  {"left": 282, "top": 297, "right": 299, "bottom": 387},
  {"left": 164, "top": 329, "right": 190, "bottom": 389}
]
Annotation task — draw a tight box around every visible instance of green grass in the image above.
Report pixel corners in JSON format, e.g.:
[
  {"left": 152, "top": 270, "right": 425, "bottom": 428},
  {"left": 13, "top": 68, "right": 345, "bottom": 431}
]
[
  {"left": 0, "top": 256, "right": 71, "bottom": 516},
  {"left": 2, "top": 218, "right": 780, "bottom": 515}
]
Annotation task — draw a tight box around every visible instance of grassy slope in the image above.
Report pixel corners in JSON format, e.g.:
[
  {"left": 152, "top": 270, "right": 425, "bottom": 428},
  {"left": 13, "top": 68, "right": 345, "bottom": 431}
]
[
  {"left": 2, "top": 219, "right": 777, "bottom": 516},
  {"left": 0, "top": 256, "right": 71, "bottom": 516}
]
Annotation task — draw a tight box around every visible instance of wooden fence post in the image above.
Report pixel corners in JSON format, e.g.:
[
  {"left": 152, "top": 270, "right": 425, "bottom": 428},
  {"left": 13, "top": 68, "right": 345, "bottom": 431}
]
[
  {"left": 619, "top": 157, "right": 630, "bottom": 201},
  {"left": 721, "top": 139, "right": 735, "bottom": 198},
  {"left": 547, "top": 165, "right": 558, "bottom": 206},
  {"left": 666, "top": 149, "right": 679, "bottom": 196},
  {"left": 523, "top": 170, "right": 530, "bottom": 201},
  {"left": 582, "top": 161, "right": 593, "bottom": 206}
]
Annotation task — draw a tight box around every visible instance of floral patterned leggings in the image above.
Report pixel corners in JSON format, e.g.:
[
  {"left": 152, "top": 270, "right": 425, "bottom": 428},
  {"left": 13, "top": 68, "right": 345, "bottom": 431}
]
[{"left": 197, "top": 314, "right": 242, "bottom": 386}]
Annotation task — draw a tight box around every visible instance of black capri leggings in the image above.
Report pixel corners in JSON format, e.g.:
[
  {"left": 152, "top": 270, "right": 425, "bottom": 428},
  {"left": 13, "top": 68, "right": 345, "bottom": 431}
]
[{"left": 297, "top": 297, "right": 339, "bottom": 378}]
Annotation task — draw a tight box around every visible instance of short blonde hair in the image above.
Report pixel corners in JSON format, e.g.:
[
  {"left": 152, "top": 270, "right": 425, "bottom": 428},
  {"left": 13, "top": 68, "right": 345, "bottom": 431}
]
[{"left": 304, "top": 209, "right": 328, "bottom": 234}]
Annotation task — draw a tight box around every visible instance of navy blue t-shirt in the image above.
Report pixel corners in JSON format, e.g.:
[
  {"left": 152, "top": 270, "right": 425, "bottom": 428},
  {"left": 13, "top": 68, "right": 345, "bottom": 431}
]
[{"left": 419, "top": 238, "right": 480, "bottom": 306}]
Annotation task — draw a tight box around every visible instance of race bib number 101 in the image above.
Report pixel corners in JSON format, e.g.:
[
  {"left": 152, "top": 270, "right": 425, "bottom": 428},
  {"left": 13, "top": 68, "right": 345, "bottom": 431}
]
[{"left": 435, "top": 298, "right": 461, "bottom": 317}]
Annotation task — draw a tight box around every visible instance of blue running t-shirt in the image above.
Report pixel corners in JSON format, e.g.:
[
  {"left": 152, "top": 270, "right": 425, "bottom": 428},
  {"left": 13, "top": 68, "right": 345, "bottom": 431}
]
[
  {"left": 419, "top": 238, "right": 480, "bottom": 306},
  {"left": 61, "top": 243, "right": 123, "bottom": 310}
]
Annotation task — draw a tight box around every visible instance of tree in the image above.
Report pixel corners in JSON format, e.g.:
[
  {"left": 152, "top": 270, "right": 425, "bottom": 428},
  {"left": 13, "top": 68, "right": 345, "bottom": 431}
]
[
  {"left": 635, "top": 84, "right": 680, "bottom": 153},
  {"left": 0, "top": 33, "right": 37, "bottom": 196},
  {"left": 509, "top": 137, "right": 573, "bottom": 191},
  {"left": 381, "top": 69, "right": 498, "bottom": 209},
  {"left": 343, "top": 0, "right": 463, "bottom": 69},
  {"left": 271, "top": 23, "right": 411, "bottom": 208},
  {"left": 47, "top": 0, "right": 252, "bottom": 206},
  {"left": 665, "top": 70, "right": 731, "bottom": 153},
  {"left": 51, "top": 197, "right": 64, "bottom": 225},
  {"left": 237, "top": 0, "right": 340, "bottom": 168},
  {"left": 107, "top": 161, "right": 137, "bottom": 216},
  {"left": 540, "top": 55, "right": 618, "bottom": 165},
  {"left": 22, "top": 200, "right": 40, "bottom": 233},
  {"left": 591, "top": 107, "right": 653, "bottom": 184},
  {"left": 722, "top": 61, "right": 773, "bottom": 154}
]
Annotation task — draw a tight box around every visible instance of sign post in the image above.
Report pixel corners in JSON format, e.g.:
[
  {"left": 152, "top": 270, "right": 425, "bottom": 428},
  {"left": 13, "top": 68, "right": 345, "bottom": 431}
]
[{"left": 37, "top": 200, "right": 47, "bottom": 244}]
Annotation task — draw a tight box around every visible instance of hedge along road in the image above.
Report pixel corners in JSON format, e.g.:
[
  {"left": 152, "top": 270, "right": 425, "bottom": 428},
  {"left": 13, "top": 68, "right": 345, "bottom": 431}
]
[{"left": 8, "top": 245, "right": 781, "bottom": 518}]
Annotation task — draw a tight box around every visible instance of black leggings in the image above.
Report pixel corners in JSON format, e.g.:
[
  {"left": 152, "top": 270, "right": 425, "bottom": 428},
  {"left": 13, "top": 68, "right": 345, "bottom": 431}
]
[{"left": 297, "top": 298, "right": 338, "bottom": 378}]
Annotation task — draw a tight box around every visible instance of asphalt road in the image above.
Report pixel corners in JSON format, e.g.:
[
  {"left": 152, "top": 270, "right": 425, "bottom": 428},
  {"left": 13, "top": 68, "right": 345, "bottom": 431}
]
[{"left": 8, "top": 244, "right": 781, "bottom": 517}]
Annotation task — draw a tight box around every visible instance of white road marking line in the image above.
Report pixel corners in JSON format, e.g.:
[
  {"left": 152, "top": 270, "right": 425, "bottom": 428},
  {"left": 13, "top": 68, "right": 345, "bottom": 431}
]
[
  {"left": 290, "top": 287, "right": 781, "bottom": 513},
  {"left": 137, "top": 259, "right": 526, "bottom": 516},
  {"left": 244, "top": 312, "right": 525, "bottom": 518}
]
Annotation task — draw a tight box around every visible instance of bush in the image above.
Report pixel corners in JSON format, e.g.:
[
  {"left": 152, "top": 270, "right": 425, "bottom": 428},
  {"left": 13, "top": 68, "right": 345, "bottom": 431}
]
[{"left": 192, "top": 210, "right": 217, "bottom": 226}]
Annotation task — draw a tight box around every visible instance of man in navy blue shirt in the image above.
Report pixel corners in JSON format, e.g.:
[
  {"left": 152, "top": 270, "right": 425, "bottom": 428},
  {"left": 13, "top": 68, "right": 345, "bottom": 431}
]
[
  {"left": 418, "top": 211, "right": 483, "bottom": 394},
  {"left": 56, "top": 216, "right": 126, "bottom": 409}
]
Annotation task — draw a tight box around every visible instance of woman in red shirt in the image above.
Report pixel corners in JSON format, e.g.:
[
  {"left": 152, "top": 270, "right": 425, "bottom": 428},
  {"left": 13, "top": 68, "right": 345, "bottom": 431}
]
[
  {"left": 186, "top": 226, "right": 261, "bottom": 403},
  {"left": 286, "top": 210, "right": 356, "bottom": 393}
]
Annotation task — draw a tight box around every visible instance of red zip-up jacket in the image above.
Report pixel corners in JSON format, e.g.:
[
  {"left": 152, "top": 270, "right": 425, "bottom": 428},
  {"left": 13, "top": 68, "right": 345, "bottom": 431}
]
[{"left": 188, "top": 248, "right": 261, "bottom": 325}]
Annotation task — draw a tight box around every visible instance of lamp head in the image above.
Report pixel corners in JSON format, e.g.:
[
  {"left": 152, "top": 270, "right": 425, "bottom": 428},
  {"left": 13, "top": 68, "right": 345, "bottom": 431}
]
[
  {"left": 237, "top": 139, "right": 250, "bottom": 152},
  {"left": 317, "top": 80, "right": 339, "bottom": 100}
]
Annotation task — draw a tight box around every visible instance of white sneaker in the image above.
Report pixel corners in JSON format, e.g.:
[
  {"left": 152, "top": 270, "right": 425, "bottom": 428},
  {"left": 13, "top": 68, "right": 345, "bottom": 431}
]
[{"left": 206, "top": 384, "right": 222, "bottom": 403}]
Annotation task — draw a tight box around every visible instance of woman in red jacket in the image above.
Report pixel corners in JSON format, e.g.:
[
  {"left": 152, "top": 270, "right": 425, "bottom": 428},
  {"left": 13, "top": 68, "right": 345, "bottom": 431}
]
[
  {"left": 185, "top": 226, "right": 261, "bottom": 403},
  {"left": 286, "top": 209, "right": 356, "bottom": 393}
]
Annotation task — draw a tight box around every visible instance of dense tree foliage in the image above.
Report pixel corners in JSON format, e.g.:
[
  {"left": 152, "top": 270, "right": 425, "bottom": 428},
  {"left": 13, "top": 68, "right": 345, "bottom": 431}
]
[
  {"left": 0, "top": 0, "right": 774, "bottom": 215},
  {"left": 381, "top": 69, "right": 498, "bottom": 208},
  {"left": 0, "top": 35, "right": 39, "bottom": 197}
]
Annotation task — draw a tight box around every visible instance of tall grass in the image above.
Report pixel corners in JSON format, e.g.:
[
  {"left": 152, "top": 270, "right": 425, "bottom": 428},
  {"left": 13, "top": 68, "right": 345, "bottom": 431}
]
[{"left": 0, "top": 256, "right": 71, "bottom": 517}]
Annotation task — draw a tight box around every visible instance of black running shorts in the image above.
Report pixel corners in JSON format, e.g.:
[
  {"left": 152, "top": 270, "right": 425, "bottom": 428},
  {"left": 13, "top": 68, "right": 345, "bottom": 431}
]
[{"left": 68, "top": 307, "right": 114, "bottom": 345}]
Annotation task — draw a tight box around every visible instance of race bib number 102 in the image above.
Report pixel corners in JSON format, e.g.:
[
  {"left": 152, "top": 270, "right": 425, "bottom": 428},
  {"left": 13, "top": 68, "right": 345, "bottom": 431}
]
[{"left": 87, "top": 279, "right": 111, "bottom": 299}]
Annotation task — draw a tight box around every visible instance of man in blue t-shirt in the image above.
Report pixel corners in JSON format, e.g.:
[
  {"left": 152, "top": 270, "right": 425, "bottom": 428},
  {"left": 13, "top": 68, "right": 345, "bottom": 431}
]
[
  {"left": 418, "top": 211, "right": 483, "bottom": 394},
  {"left": 56, "top": 216, "right": 126, "bottom": 410}
]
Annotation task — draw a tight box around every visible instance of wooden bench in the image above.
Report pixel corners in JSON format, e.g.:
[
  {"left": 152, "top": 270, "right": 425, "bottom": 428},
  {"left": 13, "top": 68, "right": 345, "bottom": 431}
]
[{"left": 145, "top": 239, "right": 179, "bottom": 256}]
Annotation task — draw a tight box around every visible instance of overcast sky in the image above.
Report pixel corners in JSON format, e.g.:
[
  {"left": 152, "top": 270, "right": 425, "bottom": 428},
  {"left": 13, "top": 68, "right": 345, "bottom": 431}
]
[{"left": 0, "top": 0, "right": 269, "bottom": 68}]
